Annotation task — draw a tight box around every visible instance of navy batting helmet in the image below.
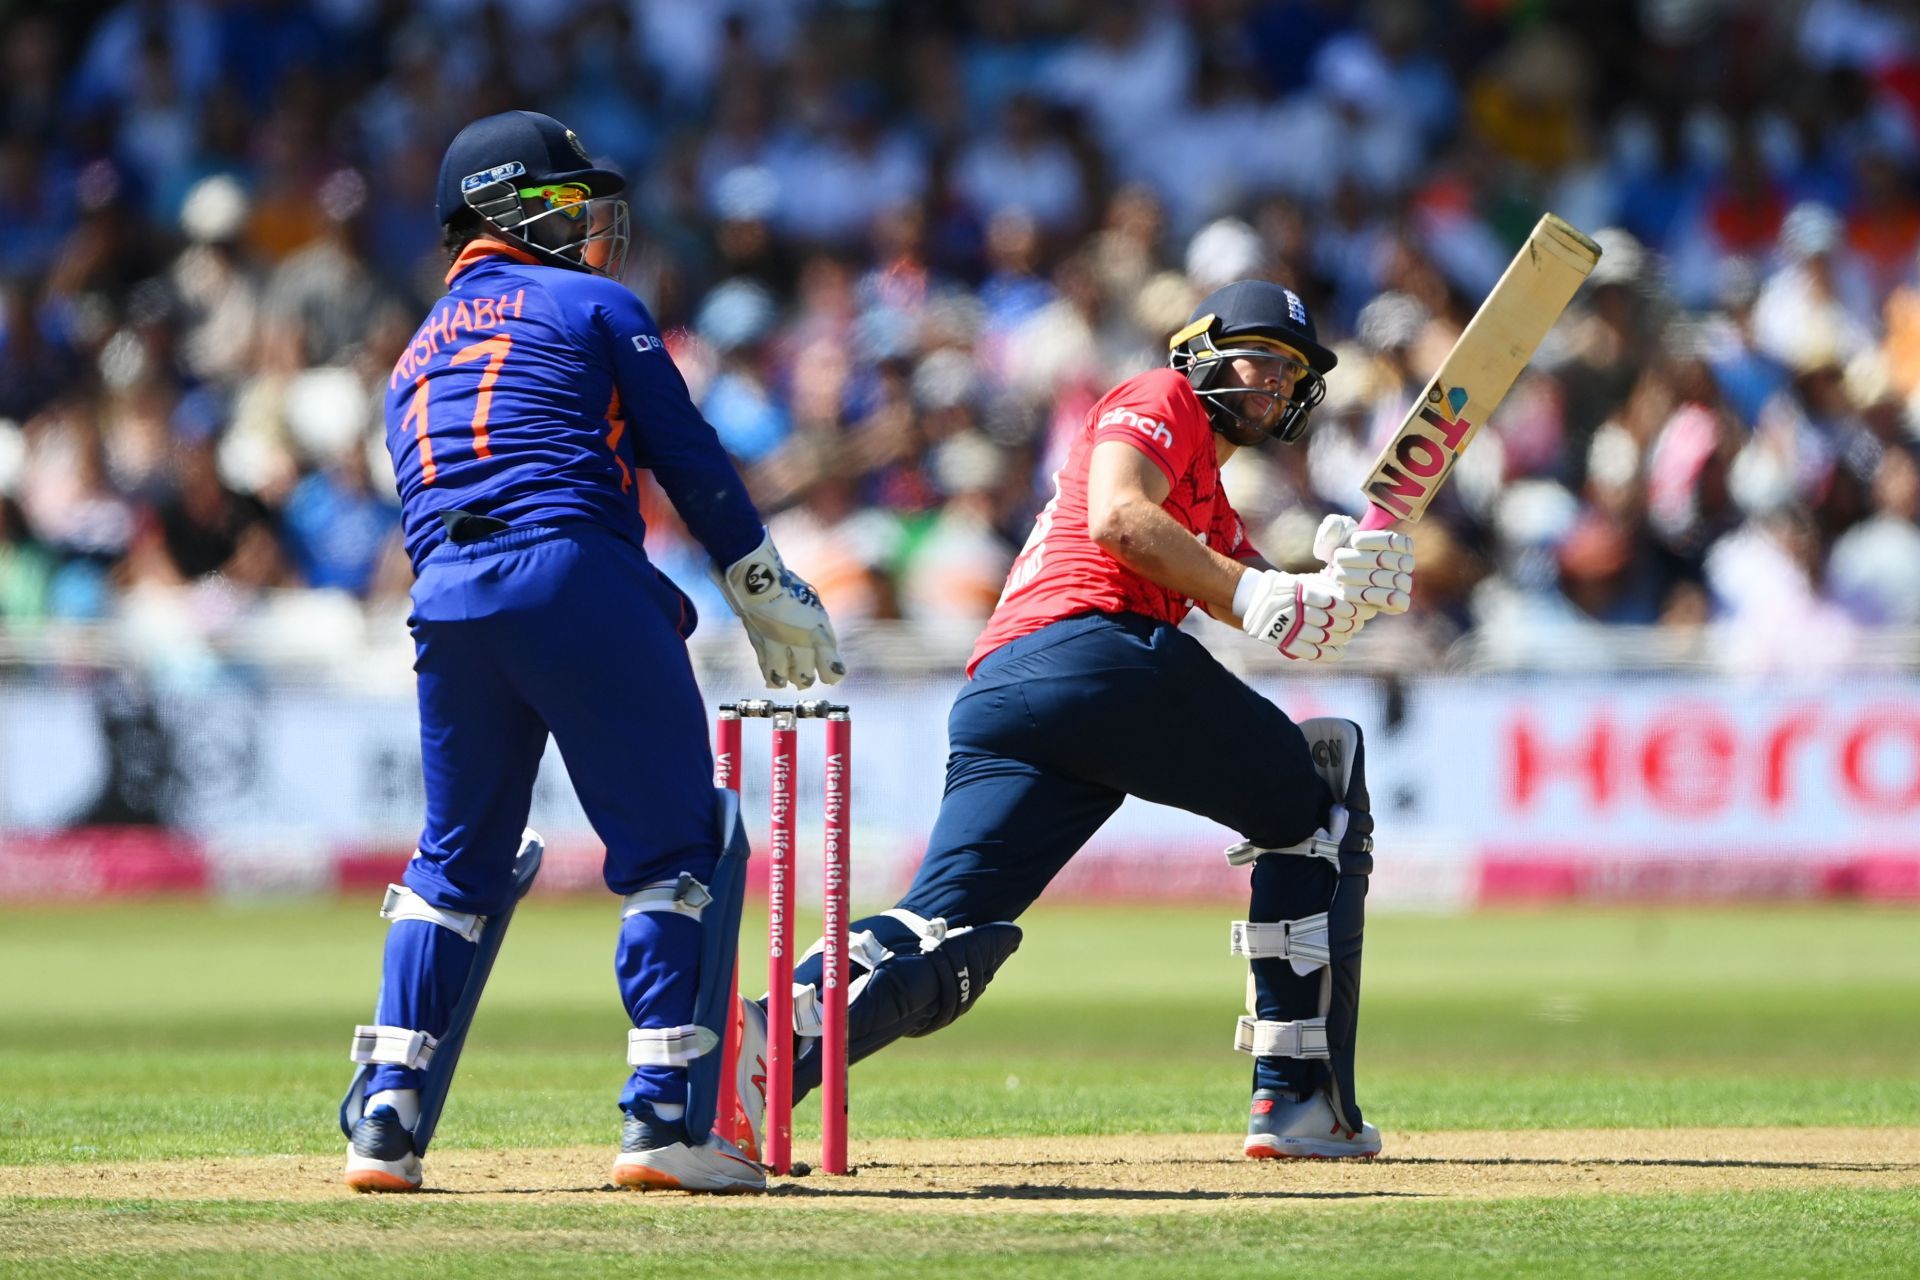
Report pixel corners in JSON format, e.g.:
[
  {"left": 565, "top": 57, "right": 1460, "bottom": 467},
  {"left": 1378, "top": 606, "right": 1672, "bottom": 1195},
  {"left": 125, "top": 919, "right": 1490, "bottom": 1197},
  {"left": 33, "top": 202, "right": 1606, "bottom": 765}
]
[
  {"left": 1169, "top": 280, "right": 1337, "bottom": 444},
  {"left": 437, "top": 111, "right": 629, "bottom": 278}
]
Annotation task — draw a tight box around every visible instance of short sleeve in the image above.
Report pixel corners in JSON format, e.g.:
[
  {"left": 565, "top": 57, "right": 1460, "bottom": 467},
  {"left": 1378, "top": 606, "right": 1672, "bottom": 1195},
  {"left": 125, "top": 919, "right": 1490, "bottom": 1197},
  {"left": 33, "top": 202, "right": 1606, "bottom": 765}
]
[{"left": 1088, "top": 371, "right": 1204, "bottom": 487}]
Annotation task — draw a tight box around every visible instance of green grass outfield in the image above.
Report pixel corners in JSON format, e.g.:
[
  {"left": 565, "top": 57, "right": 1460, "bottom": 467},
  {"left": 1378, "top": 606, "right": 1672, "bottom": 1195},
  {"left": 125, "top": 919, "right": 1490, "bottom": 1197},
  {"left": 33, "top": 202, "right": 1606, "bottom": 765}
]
[{"left": 3, "top": 899, "right": 1918, "bottom": 1276}]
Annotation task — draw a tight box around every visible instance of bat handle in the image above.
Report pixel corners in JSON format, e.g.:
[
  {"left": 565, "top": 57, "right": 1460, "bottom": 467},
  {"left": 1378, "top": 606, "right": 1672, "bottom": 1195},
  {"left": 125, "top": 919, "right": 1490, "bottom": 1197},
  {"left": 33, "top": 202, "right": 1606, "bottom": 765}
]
[{"left": 1358, "top": 503, "right": 1398, "bottom": 532}]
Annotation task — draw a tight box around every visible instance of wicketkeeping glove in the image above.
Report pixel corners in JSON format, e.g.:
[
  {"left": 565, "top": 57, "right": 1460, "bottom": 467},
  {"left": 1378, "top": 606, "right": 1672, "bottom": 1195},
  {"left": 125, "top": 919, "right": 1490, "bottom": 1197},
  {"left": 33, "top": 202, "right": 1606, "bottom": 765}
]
[
  {"left": 1235, "top": 569, "right": 1361, "bottom": 661},
  {"left": 712, "top": 531, "right": 846, "bottom": 690},
  {"left": 1313, "top": 514, "right": 1416, "bottom": 614}
]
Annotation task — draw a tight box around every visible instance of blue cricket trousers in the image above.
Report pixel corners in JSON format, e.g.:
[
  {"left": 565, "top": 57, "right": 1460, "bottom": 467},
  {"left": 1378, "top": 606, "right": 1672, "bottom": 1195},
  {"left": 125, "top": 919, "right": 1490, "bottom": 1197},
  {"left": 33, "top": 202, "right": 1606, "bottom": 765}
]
[
  {"left": 368, "top": 522, "right": 716, "bottom": 1110},
  {"left": 403, "top": 522, "right": 718, "bottom": 910}
]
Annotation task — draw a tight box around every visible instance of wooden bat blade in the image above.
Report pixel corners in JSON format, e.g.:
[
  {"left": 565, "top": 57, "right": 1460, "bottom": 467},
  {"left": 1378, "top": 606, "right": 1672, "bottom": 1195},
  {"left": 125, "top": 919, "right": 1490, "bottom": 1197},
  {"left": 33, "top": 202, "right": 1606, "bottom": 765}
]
[{"left": 1357, "top": 214, "right": 1602, "bottom": 531}]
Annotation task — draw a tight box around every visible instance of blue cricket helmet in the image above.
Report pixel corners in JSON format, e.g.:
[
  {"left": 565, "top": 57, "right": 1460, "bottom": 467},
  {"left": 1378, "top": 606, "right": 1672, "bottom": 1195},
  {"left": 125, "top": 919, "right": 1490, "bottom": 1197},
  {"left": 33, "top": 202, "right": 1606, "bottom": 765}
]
[
  {"left": 1169, "top": 280, "right": 1337, "bottom": 443},
  {"left": 1181, "top": 280, "right": 1337, "bottom": 373},
  {"left": 436, "top": 110, "right": 624, "bottom": 225}
]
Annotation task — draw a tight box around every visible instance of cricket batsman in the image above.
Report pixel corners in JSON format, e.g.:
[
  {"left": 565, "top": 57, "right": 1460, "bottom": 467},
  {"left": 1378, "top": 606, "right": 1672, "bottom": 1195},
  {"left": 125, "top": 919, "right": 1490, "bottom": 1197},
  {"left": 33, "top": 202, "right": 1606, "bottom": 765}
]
[
  {"left": 775, "top": 281, "right": 1413, "bottom": 1158},
  {"left": 339, "top": 111, "right": 838, "bottom": 1194}
]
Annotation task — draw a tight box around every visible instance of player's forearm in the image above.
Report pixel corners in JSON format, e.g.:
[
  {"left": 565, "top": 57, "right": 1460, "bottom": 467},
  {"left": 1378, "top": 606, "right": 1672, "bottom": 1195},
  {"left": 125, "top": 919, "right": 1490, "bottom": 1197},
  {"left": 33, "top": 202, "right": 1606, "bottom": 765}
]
[
  {"left": 652, "top": 457, "right": 764, "bottom": 568},
  {"left": 1089, "top": 496, "right": 1247, "bottom": 610},
  {"left": 613, "top": 340, "right": 765, "bottom": 567}
]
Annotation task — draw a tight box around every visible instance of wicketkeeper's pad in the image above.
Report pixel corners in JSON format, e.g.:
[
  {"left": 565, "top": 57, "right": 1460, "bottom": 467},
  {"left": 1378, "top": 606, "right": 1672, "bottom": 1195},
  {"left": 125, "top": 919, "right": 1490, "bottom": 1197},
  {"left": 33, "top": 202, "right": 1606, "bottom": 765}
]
[{"left": 338, "top": 830, "right": 544, "bottom": 1155}]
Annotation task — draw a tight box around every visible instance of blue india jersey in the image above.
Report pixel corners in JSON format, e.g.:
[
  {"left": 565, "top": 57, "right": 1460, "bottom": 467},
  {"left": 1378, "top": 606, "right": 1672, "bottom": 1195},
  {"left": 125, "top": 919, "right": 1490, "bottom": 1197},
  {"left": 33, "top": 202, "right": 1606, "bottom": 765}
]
[{"left": 384, "top": 242, "right": 760, "bottom": 571}]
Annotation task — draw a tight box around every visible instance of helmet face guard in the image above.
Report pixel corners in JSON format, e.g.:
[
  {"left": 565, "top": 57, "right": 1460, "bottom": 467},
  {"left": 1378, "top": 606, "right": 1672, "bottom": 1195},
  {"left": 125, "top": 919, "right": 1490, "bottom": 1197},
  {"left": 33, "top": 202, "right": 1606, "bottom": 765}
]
[
  {"left": 1169, "top": 316, "right": 1328, "bottom": 444},
  {"left": 461, "top": 174, "right": 631, "bottom": 281}
]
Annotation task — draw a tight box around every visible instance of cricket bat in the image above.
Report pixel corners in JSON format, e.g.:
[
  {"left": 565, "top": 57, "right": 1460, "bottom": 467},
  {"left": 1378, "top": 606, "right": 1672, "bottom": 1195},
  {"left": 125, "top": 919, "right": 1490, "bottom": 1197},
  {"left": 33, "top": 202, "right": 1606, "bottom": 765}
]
[{"left": 1357, "top": 214, "right": 1602, "bottom": 531}]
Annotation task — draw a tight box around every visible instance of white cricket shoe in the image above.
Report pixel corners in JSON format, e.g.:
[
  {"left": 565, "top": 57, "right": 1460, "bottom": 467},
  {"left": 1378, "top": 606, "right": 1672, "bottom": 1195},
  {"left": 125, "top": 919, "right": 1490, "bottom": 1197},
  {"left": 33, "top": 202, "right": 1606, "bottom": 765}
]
[
  {"left": 612, "top": 1109, "right": 766, "bottom": 1193},
  {"left": 344, "top": 1094, "right": 423, "bottom": 1192},
  {"left": 612, "top": 997, "right": 772, "bottom": 1194},
  {"left": 1244, "top": 1088, "right": 1382, "bottom": 1160}
]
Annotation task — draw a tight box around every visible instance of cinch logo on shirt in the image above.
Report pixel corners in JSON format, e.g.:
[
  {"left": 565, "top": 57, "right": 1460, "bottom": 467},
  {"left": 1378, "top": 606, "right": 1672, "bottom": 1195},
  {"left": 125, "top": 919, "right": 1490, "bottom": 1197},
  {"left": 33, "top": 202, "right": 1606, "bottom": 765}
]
[
  {"left": 631, "top": 334, "right": 665, "bottom": 354},
  {"left": 1098, "top": 406, "right": 1174, "bottom": 449}
]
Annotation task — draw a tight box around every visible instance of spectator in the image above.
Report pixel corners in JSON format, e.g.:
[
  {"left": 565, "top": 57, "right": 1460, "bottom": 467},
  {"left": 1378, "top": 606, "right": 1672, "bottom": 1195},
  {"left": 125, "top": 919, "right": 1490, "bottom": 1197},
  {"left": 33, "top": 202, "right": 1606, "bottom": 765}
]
[
  {"left": 71, "top": 0, "right": 219, "bottom": 115},
  {"left": 1705, "top": 505, "right": 1859, "bottom": 670},
  {"left": 768, "top": 472, "right": 899, "bottom": 624},
  {"left": 976, "top": 209, "right": 1057, "bottom": 383},
  {"left": 1125, "top": 50, "right": 1273, "bottom": 236},
  {"left": 1849, "top": 148, "right": 1920, "bottom": 298},
  {"left": 124, "top": 393, "right": 283, "bottom": 592},
  {"left": 695, "top": 279, "right": 790, "bottom": 466},
  {"left": 261, "top": 169, "right": 405, "bottom": 369},
  {"left": 952, "top": 92, "right": 1086, "bottom": 237},
  {"left": 897, "top": 431, "right": 1014, "bottom": 628},
  {"left": 0, "top": 276, "right": 83, "bottom": 423},
  {"left": 281, "top": 444, "right": 400, "bottom": 597},
  {"left": 0, "top": 494, "right": 52, "bottom": 624},
  {"left": 959, "top": 0, "right": 1054, "bottom": 126},
  {"left": 771, "top": 85, "right": 927, "bottom": 248},
  {"left": 696, "top": 86, "right": 789, "bottom": 224},
  {"left": 19, "top": 397, "right": 136, "bottom": 618},
  {"left": 1751, "top": 202, "right": 1876, "bottom": 370},
  {"left": 1828, "top": 442, "right": 1920, "bottom": 623},
  {"left": 1041, "top": 0, "right": 1193, "bottom": 157}
]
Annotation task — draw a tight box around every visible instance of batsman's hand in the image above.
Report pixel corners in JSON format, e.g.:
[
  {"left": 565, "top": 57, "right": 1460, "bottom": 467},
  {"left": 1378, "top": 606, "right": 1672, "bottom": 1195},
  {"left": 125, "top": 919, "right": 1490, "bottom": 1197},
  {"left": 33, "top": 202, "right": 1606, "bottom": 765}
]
[
  {"left": 713, "top": 531, "right": 846, "bottom": 690},
  {"left": 1313, "top": 514, "right": 1415, "bottom": 614},
  {"left": 1235, "top": 568, "right": 1360, "bottom": 661}
]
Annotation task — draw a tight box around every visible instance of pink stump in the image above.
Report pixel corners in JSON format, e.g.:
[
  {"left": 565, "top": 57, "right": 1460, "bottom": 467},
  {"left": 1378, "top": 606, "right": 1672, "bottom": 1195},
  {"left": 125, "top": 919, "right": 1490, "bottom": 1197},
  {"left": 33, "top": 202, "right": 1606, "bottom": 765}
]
[
  {"left": 766, "top": 709, "right": 798, "bottom": 1175},
  {"left": 820, "top": 709, "right": 851, "bottom": 1174}
]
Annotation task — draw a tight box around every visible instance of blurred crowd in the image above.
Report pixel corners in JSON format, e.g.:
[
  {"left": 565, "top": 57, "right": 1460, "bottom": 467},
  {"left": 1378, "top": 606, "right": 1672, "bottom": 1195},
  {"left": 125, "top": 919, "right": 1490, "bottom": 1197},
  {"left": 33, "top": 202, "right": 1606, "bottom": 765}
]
[{"left": 3, "top": 0, "right": 1920, "bottom": 673}]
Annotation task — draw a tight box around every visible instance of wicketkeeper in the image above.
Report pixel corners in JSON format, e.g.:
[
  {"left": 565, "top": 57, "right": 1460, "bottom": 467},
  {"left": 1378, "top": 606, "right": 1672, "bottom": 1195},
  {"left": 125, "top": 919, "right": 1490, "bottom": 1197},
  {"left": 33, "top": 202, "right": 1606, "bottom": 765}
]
[
  {"left": 775, "top": 281, "right": 1413, "bottom": 1158},
  {"left": 338, "top": 111, "right": 838, "bottom": 1194}
]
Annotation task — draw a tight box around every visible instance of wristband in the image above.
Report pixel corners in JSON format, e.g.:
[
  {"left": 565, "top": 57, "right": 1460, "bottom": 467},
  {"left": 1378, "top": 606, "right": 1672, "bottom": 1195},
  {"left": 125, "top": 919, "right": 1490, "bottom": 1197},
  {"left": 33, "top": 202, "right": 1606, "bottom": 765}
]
[{"left": 1231, "top": 568, "right": 1264, "bottom": 620}]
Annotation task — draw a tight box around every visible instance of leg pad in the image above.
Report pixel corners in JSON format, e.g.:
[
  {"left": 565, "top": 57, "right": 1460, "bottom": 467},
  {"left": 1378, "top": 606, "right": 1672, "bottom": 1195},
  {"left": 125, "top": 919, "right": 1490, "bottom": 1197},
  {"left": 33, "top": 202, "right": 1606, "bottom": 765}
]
[
  {"left": 1232, "top": 717, "right": 1373, "bottom": 1134},
  {"left": 790, "top": 910, "right": 1022, "bottom": 1099},
  {"left": 339, "top": 830, "right": 544, "bottom": 1155},
  {"left": 678, "top": 789, "right": 749, "bottom": 1143}
]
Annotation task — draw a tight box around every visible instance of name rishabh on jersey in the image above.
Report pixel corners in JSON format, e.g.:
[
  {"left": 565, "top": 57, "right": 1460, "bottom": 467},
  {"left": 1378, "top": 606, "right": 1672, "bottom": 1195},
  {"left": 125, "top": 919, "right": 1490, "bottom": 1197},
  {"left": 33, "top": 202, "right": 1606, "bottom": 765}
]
[{"left": 384, "top": 242, "right": 715, "bottom": 569}]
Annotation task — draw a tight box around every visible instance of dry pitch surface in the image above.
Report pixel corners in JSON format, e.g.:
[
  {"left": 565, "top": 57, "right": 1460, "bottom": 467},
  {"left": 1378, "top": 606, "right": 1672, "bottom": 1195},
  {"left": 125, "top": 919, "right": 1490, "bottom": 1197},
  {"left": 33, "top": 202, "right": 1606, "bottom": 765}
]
[{"left": 8, "top": 1129, "right": 1918, "bottom": 1211}]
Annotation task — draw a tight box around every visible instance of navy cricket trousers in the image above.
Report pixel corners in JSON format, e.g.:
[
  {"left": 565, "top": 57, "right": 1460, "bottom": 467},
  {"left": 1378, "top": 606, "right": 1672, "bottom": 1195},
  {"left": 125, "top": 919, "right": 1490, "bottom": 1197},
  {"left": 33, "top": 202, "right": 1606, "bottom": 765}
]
[{"left": 898, "top": 612, "right": 1332, "bottom": 926}]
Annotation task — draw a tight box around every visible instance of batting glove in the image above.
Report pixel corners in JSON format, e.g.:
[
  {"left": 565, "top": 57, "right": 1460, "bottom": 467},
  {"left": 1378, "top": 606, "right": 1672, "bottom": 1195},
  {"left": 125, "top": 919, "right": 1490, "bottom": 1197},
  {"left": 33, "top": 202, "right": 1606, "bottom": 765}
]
[
  {"left": 1313, "top": 514, "right": 1415, "bottom": 614},
  {"left": 1234, "top": 568, "right": 1360, "bottom": 661},
  {"left": 712, "top": 531, "right": 846, "bottom": 690}
]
